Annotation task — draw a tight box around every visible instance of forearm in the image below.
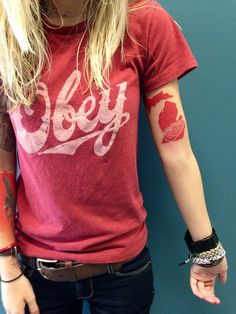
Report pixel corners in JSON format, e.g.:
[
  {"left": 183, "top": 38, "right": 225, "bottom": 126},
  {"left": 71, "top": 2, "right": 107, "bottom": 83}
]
[
  {"left": 162, "top": 151, "right": 212, "bottom": 241},
  {"left": 0, "top": 171, "right": 16, "bottom": 246},
  {"left": 0, "top": 111, "right": 19, "bottom": 276},
  {"left": 0, "top": 110, "right": 17, "bottom": 246}
]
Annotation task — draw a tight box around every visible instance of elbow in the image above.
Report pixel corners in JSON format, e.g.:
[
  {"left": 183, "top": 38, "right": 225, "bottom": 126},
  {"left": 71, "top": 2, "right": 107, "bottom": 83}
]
[{"left": 159, "top": 146, "right": 195, "bottom": 169}]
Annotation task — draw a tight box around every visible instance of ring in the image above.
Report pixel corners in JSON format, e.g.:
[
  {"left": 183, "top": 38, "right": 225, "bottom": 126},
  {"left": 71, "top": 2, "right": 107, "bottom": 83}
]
[{"left": 203, "top": 280, "right": 213, "bottom": 287}]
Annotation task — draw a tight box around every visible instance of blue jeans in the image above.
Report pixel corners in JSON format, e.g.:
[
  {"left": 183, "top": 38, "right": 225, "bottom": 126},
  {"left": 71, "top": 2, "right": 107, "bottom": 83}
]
[{"left": 23, "top": 245, "right": 155, "bottom": 314}]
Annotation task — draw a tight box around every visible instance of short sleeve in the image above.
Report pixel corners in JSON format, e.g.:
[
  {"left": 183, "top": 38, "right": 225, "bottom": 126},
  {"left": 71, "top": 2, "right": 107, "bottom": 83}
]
[{"left": 142, "top": 5, "right": 198, "bottom": 93}]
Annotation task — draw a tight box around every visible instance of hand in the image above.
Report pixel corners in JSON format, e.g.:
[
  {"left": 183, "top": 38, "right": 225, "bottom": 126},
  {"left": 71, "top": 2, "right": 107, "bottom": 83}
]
[
  {"left": 190, "top": 257, "right": 228, "bottom": 304},
  {"left": 1, "top": 274, "right": 40, "bottom": 314}
]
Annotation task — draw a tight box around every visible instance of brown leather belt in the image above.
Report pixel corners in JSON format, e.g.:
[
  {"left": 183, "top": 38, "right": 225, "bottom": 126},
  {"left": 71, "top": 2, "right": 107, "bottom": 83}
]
[{"left": 20, "top": 254, "right": 135, "bottom": 282}]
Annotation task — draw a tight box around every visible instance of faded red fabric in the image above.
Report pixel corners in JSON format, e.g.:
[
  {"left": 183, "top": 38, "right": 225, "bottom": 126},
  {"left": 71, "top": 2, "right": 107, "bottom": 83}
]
[{"left": 9, "top": 1, "right": 197, "bottom": 262}]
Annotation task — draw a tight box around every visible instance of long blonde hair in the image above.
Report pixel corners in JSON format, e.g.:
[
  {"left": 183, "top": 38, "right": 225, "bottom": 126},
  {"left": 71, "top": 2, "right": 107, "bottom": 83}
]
[{"left": 0, "top": 0, "right": 149, "bottom": 110}]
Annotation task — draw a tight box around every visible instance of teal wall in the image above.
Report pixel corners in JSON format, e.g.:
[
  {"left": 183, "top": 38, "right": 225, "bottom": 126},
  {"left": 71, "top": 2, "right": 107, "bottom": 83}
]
[
  {"left": 1, "top": 1, "right": 235, "bottom": 313},
  {"left": 138, "top": 0, "right": 236, "bottom": 313}
]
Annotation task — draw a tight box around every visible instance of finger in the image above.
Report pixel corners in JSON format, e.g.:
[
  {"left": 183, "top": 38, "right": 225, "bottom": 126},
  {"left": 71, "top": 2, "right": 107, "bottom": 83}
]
[
  {"left": 190, "top": 277, "right": 204, "bottom": 299},
  {"left": 197, "top": 281, "right": 220, "bottom": 304},
  {"left": 197, "top": 281, "right": 216, "bottom": 303},
  {"left": 27, "top": 298, "right": 40, "bottom": 314},
  {"left": 218, "top": 271, "right": 227, "bottom": 284}
]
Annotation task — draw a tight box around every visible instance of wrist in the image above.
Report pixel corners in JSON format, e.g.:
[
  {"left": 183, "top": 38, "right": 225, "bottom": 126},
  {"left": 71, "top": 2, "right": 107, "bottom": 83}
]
[
  {"left": 190, "top": 226, "right": 213, "bottom": 242},
  {"left": 0, "top": 255, "right": 19, "bottom": 270},
  {"left": 190, "top": 242, "right": 226, "bottom": 267},
  {"left": 0, "top": 254, "right": 18, "bottom": 262},
  {"left": 184, "top": 228, "right": 219, "bottom": 254},
  {"left": 180, "top": 228, "right": 226, "bottom": 267},
  {"left": 0, "top": 241, "right": 17, "bottom": 253},
  {"left": 0, "top": 258, "right": 21, "bottom": 280}
]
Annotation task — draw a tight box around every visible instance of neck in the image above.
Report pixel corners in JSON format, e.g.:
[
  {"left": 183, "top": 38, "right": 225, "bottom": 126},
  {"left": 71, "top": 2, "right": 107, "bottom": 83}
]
[
  {"left": 52, "top": 0, "right": 84, "bottom": 15},
  {"left": 43, "top": 0, "right": 85, "bottom": 25}
]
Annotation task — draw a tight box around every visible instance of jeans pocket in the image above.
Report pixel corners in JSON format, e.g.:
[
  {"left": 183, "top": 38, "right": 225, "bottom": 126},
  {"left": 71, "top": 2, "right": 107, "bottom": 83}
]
[{"left": 113, "top": 245, "right": 152, "bottom": 277}]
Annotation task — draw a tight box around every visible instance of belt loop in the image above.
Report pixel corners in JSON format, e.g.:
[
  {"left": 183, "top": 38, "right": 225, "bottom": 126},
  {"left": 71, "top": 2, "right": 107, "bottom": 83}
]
[
  {"left": 65, "top": 261, "right": 77, "bottom": 281},
  {"left": 106, "top": 263, "right": 115, "bottom": 274}
]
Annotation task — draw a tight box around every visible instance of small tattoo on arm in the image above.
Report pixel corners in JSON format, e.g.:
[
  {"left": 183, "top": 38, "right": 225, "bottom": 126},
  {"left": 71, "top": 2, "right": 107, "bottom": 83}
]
[
  {"left": 0, "top": 113, "right": 16, "bottom": 152},
  {"left": 4, "top": 176, "right": 16, "bottom": 221},
  {"left": 159, "top": 101, "right": 185, "bottom": 143},
  {"left": 145, "top": 91, "right": 173, "bottom": 113},
  {"left": 0, "top": 173, "right": 16, "bottom": 230}
]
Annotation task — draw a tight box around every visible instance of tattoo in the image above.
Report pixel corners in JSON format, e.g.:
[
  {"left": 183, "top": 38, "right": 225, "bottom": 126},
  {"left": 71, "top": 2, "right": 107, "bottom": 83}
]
[
  {"left": 145, "top": 90, "right": 186, "bottom": 144},
  {"left": 159, "top": 101, "right": 185, "bottom": 143},
  {"left": 0, "top": 173, "right": 16, "bottom": 230},
  {"left": 4, "top": 176, "right": 16, "bottom": 220},
  {"left": 145, "top": 91, "right": 173, "bottom": 113},
  {"left": 0, "top": 89, "right": 7, "bottom": 112},
  {"left": 0, "top": 112, "right": 16, "bottom": 152}
]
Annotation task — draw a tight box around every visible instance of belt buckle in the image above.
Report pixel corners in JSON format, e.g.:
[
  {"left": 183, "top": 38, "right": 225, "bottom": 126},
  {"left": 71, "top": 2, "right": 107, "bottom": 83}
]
[{"left": 36, "top": 258, "right": 58, "bottom": 280}]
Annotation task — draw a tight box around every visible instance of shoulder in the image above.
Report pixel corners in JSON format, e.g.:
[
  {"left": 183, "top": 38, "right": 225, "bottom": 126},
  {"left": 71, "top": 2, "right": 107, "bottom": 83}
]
[
  {"left": 128, "top": 1, "right": 177, "bottom": 39},
  {"left": 128, "top": 1, "right": 173, "bottom": 24}
]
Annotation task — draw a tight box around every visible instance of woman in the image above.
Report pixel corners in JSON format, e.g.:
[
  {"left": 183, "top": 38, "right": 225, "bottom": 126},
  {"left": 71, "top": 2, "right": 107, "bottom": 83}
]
[{"left": 0, "top": 0, "right": 228, "bottom": 313}]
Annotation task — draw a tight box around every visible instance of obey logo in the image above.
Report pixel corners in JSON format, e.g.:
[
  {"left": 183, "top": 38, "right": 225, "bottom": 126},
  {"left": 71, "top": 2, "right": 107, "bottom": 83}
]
[{"left": 11, "top": 70, "right": 130, "bottom": 157}]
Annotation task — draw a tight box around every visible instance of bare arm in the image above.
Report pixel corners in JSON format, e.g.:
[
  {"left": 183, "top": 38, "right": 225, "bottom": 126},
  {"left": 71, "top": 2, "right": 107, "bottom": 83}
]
[
  {"left": 0, "top": 101, "right": 40, "bottom": 314},
  {"left": 144, "top": 79, "right": 212, "bottom": 239},
  {"left": 0, "top": 110, "right": 17, "bottom": 242},
  {"left": 144, "top": 79, "right": 227, "bottom": 304},
  {"left": 0, "top": 107, "right": 19, "bottom": 277}
]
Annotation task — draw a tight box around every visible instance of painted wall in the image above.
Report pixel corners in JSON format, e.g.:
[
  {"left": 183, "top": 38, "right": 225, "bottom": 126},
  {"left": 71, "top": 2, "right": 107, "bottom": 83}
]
[
  {"left": 1, "top": 1, "right": 235, "bottom": 313},
  {"left": 138, "top": 0, "right": 236, "bottom": 313}
]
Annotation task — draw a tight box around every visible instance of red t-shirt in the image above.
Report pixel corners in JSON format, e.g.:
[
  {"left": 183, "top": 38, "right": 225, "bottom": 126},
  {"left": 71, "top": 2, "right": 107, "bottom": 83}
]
[{"left": 9, "top": 1, "right": 197, "bottom": 262}]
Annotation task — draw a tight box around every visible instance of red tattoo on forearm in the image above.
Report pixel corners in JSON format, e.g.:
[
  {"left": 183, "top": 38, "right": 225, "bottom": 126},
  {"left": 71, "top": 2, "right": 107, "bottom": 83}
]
[
  {"left": 145, "top": 91, "right": 173, "bottom": 113},
  {"left": 159, "top": 101, "right": 185, "bottom": 143},
  {"left": 0, "top": 172, "right": 16, "bottom": 237}
]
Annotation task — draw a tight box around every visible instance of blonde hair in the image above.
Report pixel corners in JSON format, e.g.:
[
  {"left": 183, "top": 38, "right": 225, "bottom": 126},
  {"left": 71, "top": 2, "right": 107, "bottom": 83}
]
[{"left": 0, "top": 0, "right": 148, "bottom": 110}]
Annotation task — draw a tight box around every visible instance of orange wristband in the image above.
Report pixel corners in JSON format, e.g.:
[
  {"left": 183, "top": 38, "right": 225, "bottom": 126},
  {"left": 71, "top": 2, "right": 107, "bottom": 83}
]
[{"left": 0, "top": 241, "right": 17, "bottom": 253}]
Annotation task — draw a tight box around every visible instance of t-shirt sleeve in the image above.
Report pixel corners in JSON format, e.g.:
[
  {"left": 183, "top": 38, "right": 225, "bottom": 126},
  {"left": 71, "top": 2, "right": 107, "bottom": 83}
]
[{"left": 142, "top": 5, "right": 198, "bottom": 93}]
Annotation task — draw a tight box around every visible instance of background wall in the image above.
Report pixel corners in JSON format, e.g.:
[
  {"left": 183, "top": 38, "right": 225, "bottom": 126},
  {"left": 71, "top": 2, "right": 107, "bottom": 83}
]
[
  {"left": 1, "top": 0, "right": 235, "bottom": 313},
  {"left": 138, "top": 0, "right": 236, "bottom": 313}
]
